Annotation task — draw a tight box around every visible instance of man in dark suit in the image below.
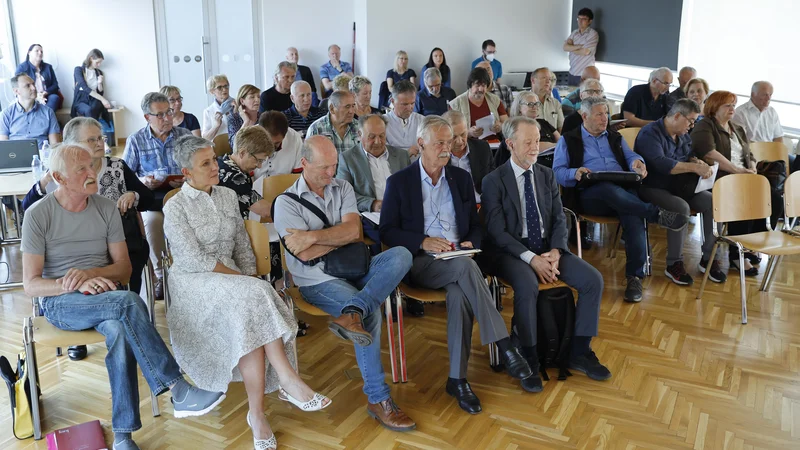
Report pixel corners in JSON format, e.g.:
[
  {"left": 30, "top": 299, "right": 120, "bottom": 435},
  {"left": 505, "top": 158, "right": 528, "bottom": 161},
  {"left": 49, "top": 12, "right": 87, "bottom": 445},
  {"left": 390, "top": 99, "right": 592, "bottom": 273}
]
[
  {"left": 482, "top": 116, "right": 611, "bottom": 392},
  {"left": 380, "top": 115, "right": 532, "bottom": 415}
]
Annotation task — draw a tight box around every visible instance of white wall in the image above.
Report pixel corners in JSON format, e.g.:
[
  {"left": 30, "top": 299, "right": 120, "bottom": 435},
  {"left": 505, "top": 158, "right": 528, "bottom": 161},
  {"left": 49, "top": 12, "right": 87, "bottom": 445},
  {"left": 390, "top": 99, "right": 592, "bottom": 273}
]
[
  {"left": 261, "top": 0, "right": 572, "bottom": 103},
  {"left": 12, "top": 0, "right": 160, "bottom": 138}
]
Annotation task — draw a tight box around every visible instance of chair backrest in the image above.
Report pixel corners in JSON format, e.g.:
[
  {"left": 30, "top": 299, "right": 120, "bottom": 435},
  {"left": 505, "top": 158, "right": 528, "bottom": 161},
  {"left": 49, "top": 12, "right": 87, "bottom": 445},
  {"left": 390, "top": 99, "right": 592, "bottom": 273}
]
[
  {"left": 712, "top": 173, "right": 772, "bottom": 223},
  {"left": 262, "top": 174, "right": 301, "bottom": 214},
  {"left": 244, "top": 219, "right": 271, "bottom": 276},
  {"left": 618, "top": 127, "right": 641, "bottom": 150},
  {"left": 749, "top": 141, "right": 790, "bottom": 176},
  {"left": 784, "top": 171, "right": 800, "bottom": 218},
  {"left": 163, "top": 187, "right": 181, "bottom": 206},
  {"left": 213, "top": 133, "right": 232, "bottom": 157}
]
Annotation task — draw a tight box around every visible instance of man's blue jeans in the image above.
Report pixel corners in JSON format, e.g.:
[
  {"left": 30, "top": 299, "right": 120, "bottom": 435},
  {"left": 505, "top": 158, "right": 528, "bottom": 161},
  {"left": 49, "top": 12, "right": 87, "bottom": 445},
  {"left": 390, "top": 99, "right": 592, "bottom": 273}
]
[
  {"left": 580, "top": 182, "right": 659, "bottom": 278},
  {"left": 299, "top": 247, "right": 412, "bottom": 404},
  {"left": 41, "top": 290, "right": 183, "bottom": 433}
]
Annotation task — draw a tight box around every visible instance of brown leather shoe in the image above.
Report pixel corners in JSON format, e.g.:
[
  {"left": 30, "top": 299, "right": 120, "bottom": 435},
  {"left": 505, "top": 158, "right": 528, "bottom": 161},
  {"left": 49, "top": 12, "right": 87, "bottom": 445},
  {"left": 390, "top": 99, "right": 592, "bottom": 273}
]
[
  {"left": 367, "top": 398, "right": 416, "bottom": 432},
  {"left": 328, "top": 313, "right": 373, "bottom": 346}
]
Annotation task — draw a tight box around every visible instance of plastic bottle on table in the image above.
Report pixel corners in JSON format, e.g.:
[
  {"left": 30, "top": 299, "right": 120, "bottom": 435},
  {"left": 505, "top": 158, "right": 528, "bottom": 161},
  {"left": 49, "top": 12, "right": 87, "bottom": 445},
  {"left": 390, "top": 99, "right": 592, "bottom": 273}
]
[
  {"left": 40, "top": 140, "right": 51, "bottom": 170},
  {"left": 32, "top": 155, "right": 43, "bottom": 180}
]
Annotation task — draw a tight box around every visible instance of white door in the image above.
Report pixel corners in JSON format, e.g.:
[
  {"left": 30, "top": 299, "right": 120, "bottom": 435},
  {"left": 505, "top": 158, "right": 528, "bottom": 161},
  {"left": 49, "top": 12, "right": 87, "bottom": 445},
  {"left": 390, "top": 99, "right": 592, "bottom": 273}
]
[{"left": 155, "top": 0, "right": 261, "bottom": 123}]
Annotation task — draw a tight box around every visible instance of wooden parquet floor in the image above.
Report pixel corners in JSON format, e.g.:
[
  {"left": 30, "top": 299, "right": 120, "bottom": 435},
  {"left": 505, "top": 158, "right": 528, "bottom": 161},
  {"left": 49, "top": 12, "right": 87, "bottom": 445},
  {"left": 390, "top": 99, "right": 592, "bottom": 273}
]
[{"left": 2, "top": 220, "right": 800, "bottom": 449}]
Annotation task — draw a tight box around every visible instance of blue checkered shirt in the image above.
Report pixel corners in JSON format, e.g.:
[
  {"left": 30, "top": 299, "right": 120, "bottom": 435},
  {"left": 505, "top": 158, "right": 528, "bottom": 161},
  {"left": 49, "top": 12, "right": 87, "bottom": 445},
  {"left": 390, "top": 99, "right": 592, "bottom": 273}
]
[
  {"left": 123, "top": 125, "right": 192, "bottom": 176},
  {"left": 305, "top": 113, "right": 360, "bottom": 154}
]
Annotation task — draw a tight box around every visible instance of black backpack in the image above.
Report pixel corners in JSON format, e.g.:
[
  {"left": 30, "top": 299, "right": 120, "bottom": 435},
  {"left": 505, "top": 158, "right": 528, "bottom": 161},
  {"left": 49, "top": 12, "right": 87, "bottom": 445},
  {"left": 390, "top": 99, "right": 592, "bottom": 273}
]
[{"left": 536, "top": 286, "right": 575, "bottom": 381}]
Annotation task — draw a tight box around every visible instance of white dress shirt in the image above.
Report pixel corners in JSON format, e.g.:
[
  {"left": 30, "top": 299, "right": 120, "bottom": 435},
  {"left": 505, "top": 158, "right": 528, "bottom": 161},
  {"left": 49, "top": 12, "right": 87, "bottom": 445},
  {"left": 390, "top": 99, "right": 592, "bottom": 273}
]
[
  {"left": 732, "top": 100, "right": 783, "bottom": 142},
  {"left": 510, "top": 158, "right": 545, "bottom": 264},
  {"left": 364, "top": 147, "right": 392, "bottom": 200},
  {"left": 450, "top": 149, "right": 480, "bottom": 203}
]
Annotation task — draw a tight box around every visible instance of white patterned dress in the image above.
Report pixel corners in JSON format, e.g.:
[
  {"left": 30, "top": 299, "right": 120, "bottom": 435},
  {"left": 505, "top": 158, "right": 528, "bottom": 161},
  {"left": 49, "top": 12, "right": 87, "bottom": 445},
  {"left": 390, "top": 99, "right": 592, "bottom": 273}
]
[{"left": 163, "top": 183, "right": 298, "bottom": 393}]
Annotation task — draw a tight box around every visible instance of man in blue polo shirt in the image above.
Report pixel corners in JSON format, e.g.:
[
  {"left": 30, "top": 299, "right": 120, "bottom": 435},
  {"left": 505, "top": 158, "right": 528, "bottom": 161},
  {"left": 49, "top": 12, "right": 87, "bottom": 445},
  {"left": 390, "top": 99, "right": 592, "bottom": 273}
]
[
  {"left": 414, "top": 68, "right": 455, "bottom": 116},
  {"left": 320, "top": 44, "right": 353, "bottom": 96},
  {"left": 553, "top": 96, "right": 689, "bottom": 303},
  {"left": 622, "top": 67, "right": 673, "bottom": 128},
  {"left": 471, "top": 39, "right": 502, "bottom": 83},
  {"left": 0, "top": 74, "right": 61, "bottom": 147}
]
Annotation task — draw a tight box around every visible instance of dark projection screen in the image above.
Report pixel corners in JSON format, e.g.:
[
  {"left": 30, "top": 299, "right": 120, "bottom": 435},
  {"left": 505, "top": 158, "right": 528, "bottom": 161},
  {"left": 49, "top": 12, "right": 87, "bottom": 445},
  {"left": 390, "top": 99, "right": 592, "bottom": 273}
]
[{"left": 571, "top": 0, "right": 683, "bottom": 69}]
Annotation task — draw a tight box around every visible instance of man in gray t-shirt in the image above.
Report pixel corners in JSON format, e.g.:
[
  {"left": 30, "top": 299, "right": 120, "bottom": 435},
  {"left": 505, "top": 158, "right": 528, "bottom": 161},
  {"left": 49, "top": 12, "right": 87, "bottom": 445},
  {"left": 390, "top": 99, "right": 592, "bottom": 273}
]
[{"left": 21, "top": 144, "right": 224, "bottom": 450}]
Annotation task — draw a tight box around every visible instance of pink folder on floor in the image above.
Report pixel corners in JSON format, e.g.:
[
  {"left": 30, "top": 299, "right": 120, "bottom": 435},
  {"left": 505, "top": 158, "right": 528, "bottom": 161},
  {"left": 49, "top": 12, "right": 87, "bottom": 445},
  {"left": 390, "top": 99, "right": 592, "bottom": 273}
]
[{"left": 46, "top": 420, "right": 107, "bottom": 450}]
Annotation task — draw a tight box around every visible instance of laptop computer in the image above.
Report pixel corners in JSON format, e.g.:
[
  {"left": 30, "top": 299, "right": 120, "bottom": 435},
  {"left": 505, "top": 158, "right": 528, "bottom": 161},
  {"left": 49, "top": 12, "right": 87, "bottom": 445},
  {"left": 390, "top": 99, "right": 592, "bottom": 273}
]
[
  {"left": 503, "top": 72, "right": 530, "bottom": 90},
  {"left": 0, "top": 139, "right": 39, "bottom": 173}
]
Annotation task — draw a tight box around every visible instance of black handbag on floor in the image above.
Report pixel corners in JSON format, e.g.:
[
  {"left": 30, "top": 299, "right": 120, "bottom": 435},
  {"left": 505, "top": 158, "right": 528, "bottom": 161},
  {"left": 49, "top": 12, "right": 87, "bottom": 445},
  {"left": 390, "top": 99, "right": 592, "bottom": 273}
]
[{"left": 276, "top": 193, "right": 371, "bottom": 281}]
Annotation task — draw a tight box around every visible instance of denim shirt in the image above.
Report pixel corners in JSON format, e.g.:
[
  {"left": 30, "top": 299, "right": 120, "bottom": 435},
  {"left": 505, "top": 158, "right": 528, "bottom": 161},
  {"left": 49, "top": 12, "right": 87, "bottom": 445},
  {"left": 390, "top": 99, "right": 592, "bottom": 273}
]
[{"left": 123, "top": 125, "right": 192, "bottom": 176}]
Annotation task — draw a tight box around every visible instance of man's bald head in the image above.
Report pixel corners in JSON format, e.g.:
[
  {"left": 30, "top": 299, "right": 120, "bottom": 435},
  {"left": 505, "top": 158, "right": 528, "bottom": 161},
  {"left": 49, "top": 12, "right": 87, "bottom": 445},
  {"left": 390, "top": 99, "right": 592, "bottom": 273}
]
[
  {"left": 301, "top": 136, "right": 339, "bottom": 188},
  {"left": 581, "top": 66, "right": 601, "bottom": 81},
  {"left": 302, "top": 135, "right": 336, "bottom": 161}
]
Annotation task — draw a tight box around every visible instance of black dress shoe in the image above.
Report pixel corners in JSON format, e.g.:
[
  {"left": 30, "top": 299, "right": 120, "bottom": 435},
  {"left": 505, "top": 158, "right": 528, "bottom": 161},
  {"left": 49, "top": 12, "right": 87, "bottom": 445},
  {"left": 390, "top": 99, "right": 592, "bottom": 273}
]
[
  {"left": 569, "top": 350, "right": 611, "bottom": 381},
  {"left": 520, "top": 356, "right": 543, "bottom": 393},
  {"left": 154, "top": 278, "right": 164, "bottom": 300},
  {"left": 405, "top": 299, "right": 425, "bottom": 317},
  {"left": 68, "top": 345, "right": 88, "bottom": 361},
  {"left": 445, "top": 379, "right": 482, "bottom": 414},
  {"left": 501, "top": 347, "right": 533, "bottom": 379}
]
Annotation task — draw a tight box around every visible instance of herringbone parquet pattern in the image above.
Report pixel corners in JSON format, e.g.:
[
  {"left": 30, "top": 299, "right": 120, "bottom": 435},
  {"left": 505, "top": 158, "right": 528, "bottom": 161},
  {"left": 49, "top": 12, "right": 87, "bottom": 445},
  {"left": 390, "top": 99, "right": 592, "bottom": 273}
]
[{"left": 2, "top": 220, "right": 800, "bottom": 449}]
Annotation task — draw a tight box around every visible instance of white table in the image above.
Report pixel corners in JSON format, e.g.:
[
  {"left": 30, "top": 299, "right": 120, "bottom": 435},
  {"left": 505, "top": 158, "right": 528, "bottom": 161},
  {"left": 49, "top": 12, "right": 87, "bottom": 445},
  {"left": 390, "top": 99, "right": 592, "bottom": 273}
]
[{"left": 0, "top": 172, "right": 34, "bottom": 289}]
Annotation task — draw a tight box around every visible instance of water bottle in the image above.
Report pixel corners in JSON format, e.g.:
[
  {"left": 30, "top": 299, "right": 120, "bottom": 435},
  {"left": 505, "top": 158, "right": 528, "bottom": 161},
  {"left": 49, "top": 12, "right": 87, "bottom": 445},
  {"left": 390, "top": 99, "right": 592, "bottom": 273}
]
[
  {"left": 40, "top": 140, "right": 51, "bottom": 170},
  {"left": 32, "top": 155, "right": 43, "bottom": 180}
]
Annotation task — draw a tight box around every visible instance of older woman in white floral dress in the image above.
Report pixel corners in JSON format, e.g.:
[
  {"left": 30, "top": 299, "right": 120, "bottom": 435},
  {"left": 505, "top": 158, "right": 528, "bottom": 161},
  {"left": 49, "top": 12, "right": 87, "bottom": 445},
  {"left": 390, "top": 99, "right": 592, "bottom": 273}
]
[{"left": 163, "top": 135, "right": 331, "bottom": 450}]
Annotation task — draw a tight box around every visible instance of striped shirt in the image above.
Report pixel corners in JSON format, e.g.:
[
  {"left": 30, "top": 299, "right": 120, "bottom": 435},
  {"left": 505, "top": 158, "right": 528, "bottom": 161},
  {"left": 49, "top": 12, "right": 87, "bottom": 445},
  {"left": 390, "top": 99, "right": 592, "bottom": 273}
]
[
  {"left": 306, "top": 113, "right": 360, "bottom": 154},
  {"left": 567, "top": 27, "right": 599, "bottom": 76},
  {"left": 123, "top": 125, "right": 192, "bottom": 176},
  {"left": 284, "top": 105, "right": 327, "bottom": 138}
]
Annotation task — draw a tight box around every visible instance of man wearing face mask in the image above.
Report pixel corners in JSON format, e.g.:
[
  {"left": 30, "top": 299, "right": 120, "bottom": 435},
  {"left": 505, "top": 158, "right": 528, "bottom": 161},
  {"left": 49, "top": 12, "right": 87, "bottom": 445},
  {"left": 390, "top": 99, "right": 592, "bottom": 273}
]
[
  {"left": 471, "top": 39, "right": 502, "bottom": 84},
  {"left": 415, "top": 68, "right": 456, "bottom": 116}
]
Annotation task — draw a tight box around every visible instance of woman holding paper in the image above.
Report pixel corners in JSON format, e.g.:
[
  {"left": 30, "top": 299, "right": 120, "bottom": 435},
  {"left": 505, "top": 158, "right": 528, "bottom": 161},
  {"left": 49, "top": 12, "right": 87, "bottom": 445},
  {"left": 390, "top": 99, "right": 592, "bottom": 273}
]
[
  {"left": 448, "top": 67, "right": 508, "bottom": 141},
  {"left": 691, "top": 90, "right": 760, "bottom": 275}
]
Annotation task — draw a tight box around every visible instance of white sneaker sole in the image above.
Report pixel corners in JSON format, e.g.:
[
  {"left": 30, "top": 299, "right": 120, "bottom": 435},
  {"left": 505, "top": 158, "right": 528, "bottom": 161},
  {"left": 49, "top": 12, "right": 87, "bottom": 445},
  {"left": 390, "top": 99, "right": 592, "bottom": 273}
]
[
  {"left": 173, "top": 393, "right": 226, "bottom": 418},
  {"left": 698, "top": 263, "right": 726, "bottom": 283}
]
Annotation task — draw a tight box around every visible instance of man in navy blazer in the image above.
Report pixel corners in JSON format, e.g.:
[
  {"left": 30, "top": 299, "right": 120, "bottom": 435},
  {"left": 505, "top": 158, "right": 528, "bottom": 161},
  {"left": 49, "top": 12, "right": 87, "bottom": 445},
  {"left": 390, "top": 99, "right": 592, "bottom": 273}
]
[
  {"left": 481, "top": 116, "right": 610, "bottom": 393},
  {"left": 380, "top": 115, "right": 532, "bottom": 415}
]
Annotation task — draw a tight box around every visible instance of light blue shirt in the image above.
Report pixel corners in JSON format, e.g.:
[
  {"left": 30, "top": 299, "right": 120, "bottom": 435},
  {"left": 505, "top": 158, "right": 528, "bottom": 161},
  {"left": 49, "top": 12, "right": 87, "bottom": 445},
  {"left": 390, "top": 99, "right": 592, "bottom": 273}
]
[
  {"left": 471, "top": 56, "right": 502, "bottom": 80},
  {"left": 420, "top": 163, "right": 459, "bottom": 245},
  {"left": 553, "top": 126, "right": 643, "bottom": 187},
  {"left": 319, "top": 60, "right": 353, "bottom": 82},
  {"left": 0, "top": 101, "right": 60, "bottom": 148},
  {"left": 122, "top": 125, "right": 192, "bottom": 177}
]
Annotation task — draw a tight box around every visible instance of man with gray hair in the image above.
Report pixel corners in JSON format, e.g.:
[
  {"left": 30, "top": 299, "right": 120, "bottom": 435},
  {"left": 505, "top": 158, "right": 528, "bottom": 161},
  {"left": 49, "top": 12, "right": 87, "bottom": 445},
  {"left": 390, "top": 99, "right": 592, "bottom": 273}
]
[
  {"left": 284, "top": 80, "right": 325, "bottom": 137},
  {"left": 554, "top": 96, "right": 689, "bottom": 302},
  {"left": 306, "top": 90, "right": 360, "bottom": 154},
  {"left": 286, "top": 47, "right": 318, "bottom": 101},
  {"left": 733, "top": 81, "right": 783, "bottom": 143},
  {"left": 666, "top": 66, "right": 697, "bottom": 109},
  {"left": 22, "top": 143, "right": 225, "bottom": 450},
  {"left": 259, "top": 61, "right": 297, "bottom": 114},
  {"left": 443, "top": 109, "right": 494, "bottom": 202},
  {"left": 561, "top": 78, "right": 608, "bottom": 134},
  {"left": 320, "top": 44, "right": 353, "bottom": 95},
  {"left": 482, "top": 116, "right": 609, "bottom": 392},
  {"left": 123, "top": 91, "right": 192, "bottom": 298},
  {"left": 635, "top": 98, "right": 725, "bottom": 286},
  {"left": 622, "top": 67, "right": 673, "bottom": 127},
  {"left": 561, "top": 65, "right": 602, "bottom": 111},
  {"left": 415, "top": 67, "right": 456, "bottom": 116},
  {"left": 385, "top": 80, "right": 424, "bottom": 156},
  {"left": 380, "top": 115, "right": 533, "bottom": 415},
  {"left": 274, "top": 135, "right": 416, "bottom": 432}
]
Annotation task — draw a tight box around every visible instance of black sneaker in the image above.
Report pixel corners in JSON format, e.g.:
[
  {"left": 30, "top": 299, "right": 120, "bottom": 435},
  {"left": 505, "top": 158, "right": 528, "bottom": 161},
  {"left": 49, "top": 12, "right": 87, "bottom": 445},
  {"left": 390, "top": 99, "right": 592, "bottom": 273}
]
[
  {"left": 729, "top": 258, "right": 758, "bottom": 277},
  {"left": 569, "top": 351, "right": 612, "bottom": 381},
  {"left": 698, "top": 259, "right": 727, "bottom": 283},
  {"left": 657, "top": 208, "right": 689, "bottom": 232},
  {"left": 665, "top": 261, "right": 694, "bottom": 286},
  {"left": 745, "top": 252, "right": 762, "bottom": 265},
  {"left": 624, "top": 276, "right": 643, "bottom": 303}
]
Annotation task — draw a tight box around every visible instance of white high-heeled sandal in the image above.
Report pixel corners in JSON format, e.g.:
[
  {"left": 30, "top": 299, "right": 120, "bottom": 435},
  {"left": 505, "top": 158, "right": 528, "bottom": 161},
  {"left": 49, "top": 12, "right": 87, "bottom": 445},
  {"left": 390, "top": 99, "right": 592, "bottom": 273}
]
[
  {"left": 246, "top": 412, "right": 277, "bottom": 450},
  {"left": 278, "top": 387, "right": 332, "bottom": 412}
]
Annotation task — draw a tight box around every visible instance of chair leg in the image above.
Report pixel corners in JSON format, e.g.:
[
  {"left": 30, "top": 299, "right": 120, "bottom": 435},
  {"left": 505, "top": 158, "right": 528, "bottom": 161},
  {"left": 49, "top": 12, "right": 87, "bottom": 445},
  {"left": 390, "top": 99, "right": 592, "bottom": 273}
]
[
  {"left": 698, "top": 213, "right": 705, "bottom": 245},
  {"left": 395, "top": 291, "right": 407, "bottom": 383},
  {"left": 764, "top": 256, "right": 782, "bottom": 292},
  {"left": 150, "top": 390, "right": 160, "bottom": 417},
  {"left": 24, "top": 318, "right": 43, "bottom": 440},
  {"left": 610, "top": 224, "right": 623, "bottom": 259},
  {"left": 696, "top": 241, "right": 720, "bottom": 299},
  {"left": 759, "top": 255, "right": 778, "bottom": 292},
  {"left": 644, "top": 220, "right": 652, "bottom": 277},
  {"left": 736, "top": 244, "right": 748, "bottom": 324},
  {"left": 384, "top": 294, "right": 398, "bottom": 384},
  {"left": 56, "top": 347, "right": 62, "bottom": 357}
]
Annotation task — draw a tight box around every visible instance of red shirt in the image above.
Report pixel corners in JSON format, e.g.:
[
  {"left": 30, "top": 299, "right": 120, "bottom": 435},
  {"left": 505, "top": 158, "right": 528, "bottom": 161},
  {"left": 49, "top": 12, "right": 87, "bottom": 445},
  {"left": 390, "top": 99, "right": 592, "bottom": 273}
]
[{"left": 468, "top": 97, "right": 507, "bottom": 140}]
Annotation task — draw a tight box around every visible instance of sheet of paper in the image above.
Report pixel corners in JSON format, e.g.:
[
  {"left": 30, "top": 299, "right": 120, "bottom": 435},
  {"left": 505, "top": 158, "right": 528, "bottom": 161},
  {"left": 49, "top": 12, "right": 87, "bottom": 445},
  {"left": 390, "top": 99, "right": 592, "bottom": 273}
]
[
  {"left": 474, "top": 115, "right": 495, "bottom": 140},
  {"left": 431, "top": 249, "right": 482, "bottom": 260},
  {"left": 361, "top": 211, "right": 380, "bottom": 225},
  {"left": 694, "top": 163, "right": 719, "bottom": 193}
]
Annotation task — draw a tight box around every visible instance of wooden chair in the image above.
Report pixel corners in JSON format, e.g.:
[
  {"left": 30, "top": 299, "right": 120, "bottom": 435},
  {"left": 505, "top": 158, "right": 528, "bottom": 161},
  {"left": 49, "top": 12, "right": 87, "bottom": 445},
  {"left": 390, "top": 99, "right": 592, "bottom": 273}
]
[
  {"left": 749, "top": 141, "right": 790, "bottom": 176},
  {"left": 278, "top": 237, "right": 404, "bottom": 383},
  {"left": 22, "top": 271, "right": 160, "bottom": 440},
  {"left": 618, "top": 127, "right": 641, "bottom": 150},
  {"left": 213, "top": 133, "right": 232, "bottom": 157},
  {"left": 261, "top": 174, "right": 301, "bottom": 223},
  {"left": 696, "top": 174, "right": 800, "bottom": 323},
  {"left": 761, "top": 172, "right": 800, "bottom": 289}
]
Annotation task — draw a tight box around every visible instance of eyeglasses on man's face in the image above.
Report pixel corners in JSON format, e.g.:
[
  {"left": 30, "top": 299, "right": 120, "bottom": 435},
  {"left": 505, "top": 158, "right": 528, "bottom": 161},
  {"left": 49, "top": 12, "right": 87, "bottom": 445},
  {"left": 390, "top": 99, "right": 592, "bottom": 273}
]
[{"left": 147, "top": 109, "right": 175, "bottom": 120}]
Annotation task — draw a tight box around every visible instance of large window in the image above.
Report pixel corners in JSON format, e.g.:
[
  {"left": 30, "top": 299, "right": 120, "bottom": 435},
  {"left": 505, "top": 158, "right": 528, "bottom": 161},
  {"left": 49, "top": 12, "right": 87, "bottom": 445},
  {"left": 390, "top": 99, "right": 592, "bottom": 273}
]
[{"left": 0, "top": 0, "right": 17, "bottom": 108}]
